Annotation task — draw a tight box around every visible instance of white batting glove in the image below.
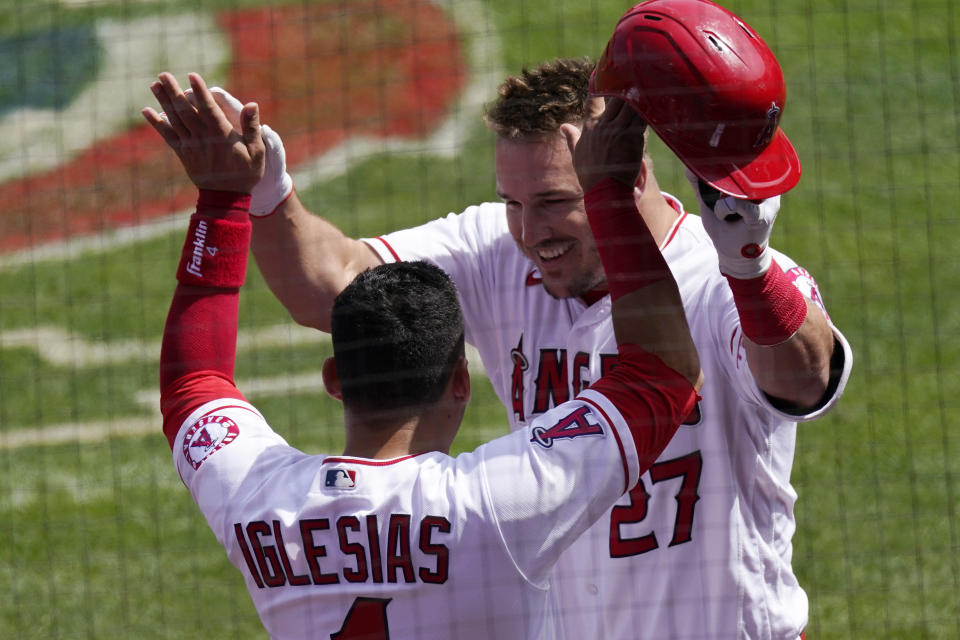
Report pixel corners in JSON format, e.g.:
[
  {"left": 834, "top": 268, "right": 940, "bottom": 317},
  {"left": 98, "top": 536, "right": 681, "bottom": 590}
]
[
  {"left": 209, "top": 86, "right": 293, "bottom": 216},
  {"left": 686, "top": 169, "right": 780, "bottom": 279}
]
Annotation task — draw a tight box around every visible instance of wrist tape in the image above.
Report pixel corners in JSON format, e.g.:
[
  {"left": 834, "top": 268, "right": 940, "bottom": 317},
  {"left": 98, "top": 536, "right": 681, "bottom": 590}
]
[
  {"left": 725, "top": 259, "right": 808, "bottom": 346},
  {"left": 176, "top": 190, "right": 252, "bottom": 289},
  {"left": 584, "top": 178, "right": 672, "bottom": 301}
]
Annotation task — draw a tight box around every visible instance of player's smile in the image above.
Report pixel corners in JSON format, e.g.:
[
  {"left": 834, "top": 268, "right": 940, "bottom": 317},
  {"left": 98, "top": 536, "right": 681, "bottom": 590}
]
[{"left": 534, "top": 239, "right": 576, "bottom": 262}]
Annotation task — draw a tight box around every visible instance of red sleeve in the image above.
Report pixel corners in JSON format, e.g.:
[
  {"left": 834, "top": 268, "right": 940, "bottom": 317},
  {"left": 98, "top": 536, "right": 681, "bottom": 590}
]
[
  {"left": 159, "top": 287, "right": 241, "bottom": 390},
  {"left": 587, "top": 344, "right": 699, "bottom": 473},
  {"left": 584, "top": 178, "right": 673, "bottom": 299}
]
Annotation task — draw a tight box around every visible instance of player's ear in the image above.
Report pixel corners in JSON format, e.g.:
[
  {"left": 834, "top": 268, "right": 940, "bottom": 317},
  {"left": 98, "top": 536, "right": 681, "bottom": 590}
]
[
  {"left": 451, "top": 356, "right": 470, "bottom": 404},
  {"left": 321, "top": 357, "right": 343, "bottom": 402}
]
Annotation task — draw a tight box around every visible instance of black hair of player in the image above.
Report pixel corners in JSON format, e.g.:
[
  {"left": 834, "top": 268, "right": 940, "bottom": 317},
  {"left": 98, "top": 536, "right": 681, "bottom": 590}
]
[{"left": 331, "top": 261, "right": 466, "bottom": 416}]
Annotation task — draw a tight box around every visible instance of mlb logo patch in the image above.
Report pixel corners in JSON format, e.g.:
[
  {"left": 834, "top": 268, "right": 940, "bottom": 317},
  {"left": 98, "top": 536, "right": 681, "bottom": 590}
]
[
  {"left": 325, "top": 468, "right": 357, "bottom": 489},
  {"left": 182, "top": 414, "right": 239, "bottom": 470}
]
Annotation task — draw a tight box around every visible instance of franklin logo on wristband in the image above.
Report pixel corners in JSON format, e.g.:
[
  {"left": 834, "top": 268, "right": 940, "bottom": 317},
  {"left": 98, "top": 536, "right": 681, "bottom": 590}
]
[{"left": 186, "top": 219, "right": 209, "bottom": 278}]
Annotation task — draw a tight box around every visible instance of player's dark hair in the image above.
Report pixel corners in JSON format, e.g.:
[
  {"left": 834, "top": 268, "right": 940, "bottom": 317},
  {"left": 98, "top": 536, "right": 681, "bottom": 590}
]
[
  {"left": 331, "top": 261, "right": 465, "bottom": 416},
  {"left": 484, "top": 57, "right": 595, "bottom": 139}
]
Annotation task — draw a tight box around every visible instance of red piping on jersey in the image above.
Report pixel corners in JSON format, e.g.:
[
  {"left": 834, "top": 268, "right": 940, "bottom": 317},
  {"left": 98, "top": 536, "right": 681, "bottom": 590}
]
[
  {"left": 371, "top": 236, "right": 403, "bottom": 262},
  {"left": 659, "top": 211, "right": 686, "bottom": 249},
  {"left": 580, "top": 396, "right": 631, "bottom": 495},
  {"left": 658, "top": 192, "right": 687, "bottom": 250},
  {"left": 323, "top": 453, "right": 426, "bottom": 466},
  {"left": 525, "top": 270, "right": 542, "bottom": 286}
]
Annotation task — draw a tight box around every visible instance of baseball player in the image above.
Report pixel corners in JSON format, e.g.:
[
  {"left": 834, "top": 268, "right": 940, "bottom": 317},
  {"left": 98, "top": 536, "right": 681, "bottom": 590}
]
[
  {"left": 145, "top": 71, "right": 703, "bottom": 639},
  {"left": 199, "top": 3, "right": 852, "bottom": 638}
]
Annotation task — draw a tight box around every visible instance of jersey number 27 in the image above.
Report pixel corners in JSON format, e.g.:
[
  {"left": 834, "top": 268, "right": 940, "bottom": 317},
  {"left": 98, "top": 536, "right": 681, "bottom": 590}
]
[{"left": 609, "top": 451, "right": 702, "bottom": 557}]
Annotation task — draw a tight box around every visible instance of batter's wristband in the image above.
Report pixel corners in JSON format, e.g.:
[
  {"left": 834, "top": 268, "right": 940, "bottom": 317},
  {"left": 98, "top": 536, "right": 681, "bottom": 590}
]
[
  {"left": 584, "top": 178, "right": 671, "bottom": 301},
  {"left": 176, "top": 191, "right": 252, "bottom": 289},
  {"left": 725, "top": 259, "right": 808, "bottom": 346}
]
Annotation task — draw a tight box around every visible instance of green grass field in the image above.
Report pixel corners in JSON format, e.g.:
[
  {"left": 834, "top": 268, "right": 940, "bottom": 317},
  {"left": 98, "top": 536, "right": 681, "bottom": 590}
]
[{"left": 1, "top": 0, "right": 958, "bottom": 637}]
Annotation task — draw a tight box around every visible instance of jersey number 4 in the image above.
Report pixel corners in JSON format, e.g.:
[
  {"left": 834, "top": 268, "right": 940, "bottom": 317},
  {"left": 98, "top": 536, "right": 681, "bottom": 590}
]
[
  {"left": 332, "top": 597, "right": 391, "bottom": 639},
  {"left": 609, "top": 451, "right": 702, "bottom": 557}
]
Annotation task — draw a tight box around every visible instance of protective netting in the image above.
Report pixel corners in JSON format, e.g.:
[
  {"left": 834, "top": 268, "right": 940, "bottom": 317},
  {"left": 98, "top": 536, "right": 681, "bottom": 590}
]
[{"left": 0, "top": 0, "right": 956, "bottom": 637}]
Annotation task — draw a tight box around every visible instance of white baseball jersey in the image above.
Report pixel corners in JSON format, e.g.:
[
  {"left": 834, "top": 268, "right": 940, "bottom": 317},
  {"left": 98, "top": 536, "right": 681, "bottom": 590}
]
[
  {"left": 363, "top": 194, "right": 853, "bottom": 639},
  {"left": 168, "top": 363, "right": 692, "bottom": 640}
]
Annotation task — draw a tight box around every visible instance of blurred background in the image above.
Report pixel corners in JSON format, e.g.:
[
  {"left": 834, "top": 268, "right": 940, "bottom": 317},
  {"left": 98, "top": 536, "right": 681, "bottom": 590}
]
[{"left": 0, "top": 0, "right": 957, "bottom": 637}]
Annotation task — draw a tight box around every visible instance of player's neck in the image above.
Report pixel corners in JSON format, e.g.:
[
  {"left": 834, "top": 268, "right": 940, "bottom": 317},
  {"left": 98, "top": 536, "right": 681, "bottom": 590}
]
[
  {"left": 342, "top": 404, "right": 460, "bottom": 459},
  {"left": 635, "top": 179, "right": 679, "bottom": 247}
]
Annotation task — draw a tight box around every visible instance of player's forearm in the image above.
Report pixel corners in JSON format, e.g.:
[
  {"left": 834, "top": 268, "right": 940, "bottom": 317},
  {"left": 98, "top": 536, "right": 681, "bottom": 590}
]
[
  {"left": 160, "top": 288, "right": 240, "bottom": 388},
  {"left": 611, "top": 283, "right": 703, "bottom": 390},
  {"left": 744, "top": 298, "right": 835, "bottom": 409},
  {"left": 160, "top": 191, "right": 251, "bottom": 391},
  {"left": 722, "top": 257, "right": 835, "bottom": 410},
  {"left": 585, "top": 178, "right": 702, "bottom": 389},
  {"left": 251, "top": 191, "right": 382, "bottom": 332}
]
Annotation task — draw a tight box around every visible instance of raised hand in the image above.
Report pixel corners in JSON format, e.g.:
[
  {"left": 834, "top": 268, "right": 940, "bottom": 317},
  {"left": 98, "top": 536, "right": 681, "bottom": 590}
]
[
  {"left": 564, "top": 97, "right": 647, "bottom": 193},
  {"left": 142, "top": 72, "right": 265, "bottom": 194},
  {"left": 206, "top": 86, "right": 293, "bottom": 215},
  {"left": 686, "top": 169, "right": 781, "bottom": 279}
]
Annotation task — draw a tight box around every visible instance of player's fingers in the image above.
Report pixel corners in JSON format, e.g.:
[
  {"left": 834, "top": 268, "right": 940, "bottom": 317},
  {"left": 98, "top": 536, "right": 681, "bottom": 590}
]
[
  {"left": 732, "top": 198, "right": 761, "bottom": 222},
  {"left": 188, "top": 73, "right": 231, "bottom": 131},
  {"left": 559, "top": 122, "right": 581, "bottom": 156},
  {"left": 686, "top": 169, "right": 727, "bottom": 217},
  {"left": 603, "top": 96, "right": 626, "bottom": 120},
  {"left": 586, "top": 96, "right": 605, "bottom": 120},
  {"left": 721, "top": 195, "right": 777, "bottom": 225},
  {"left": 240, "top": 102, "right": 263, "bottom": 149},
  {"left": 184, "top": 88, "right": 199, "bottom": 110},
  {"left": 598, "top": 96, "right": 625, "bottom": 123},
  {"left": 149, "top": 85, "right": 189, "bottom": 141},
  {"left": 141, "top": 107, "right": 181, "bottom": 149},
  {"left": 150, "top": 77, "right": 190, "bottom": 139},
  {"left": 158, "top": 72, "right": 204, "bottom": 137},
  {"left": 715, "top": 197, "right": 742, "bottom": 220},
  {"left": 623, "top": 105, "right": 648, "bottom": 134},
  {"left": 210, "top": 86, "right": 244, "bottom": 129},
  {"left": 755, "top": 196, "right": 780, "bottom": 224},
  {"left": 608, "top": 98, "right": 647, "bottom": 139}
]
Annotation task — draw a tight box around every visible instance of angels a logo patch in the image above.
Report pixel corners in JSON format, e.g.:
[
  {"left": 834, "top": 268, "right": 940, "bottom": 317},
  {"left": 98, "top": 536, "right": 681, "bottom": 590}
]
[
  {"left": 182, "top": 414, "right": 239, "bottom": 470},
  {"left": 530, "top": 405, "right": 604, "bottom": 448}
]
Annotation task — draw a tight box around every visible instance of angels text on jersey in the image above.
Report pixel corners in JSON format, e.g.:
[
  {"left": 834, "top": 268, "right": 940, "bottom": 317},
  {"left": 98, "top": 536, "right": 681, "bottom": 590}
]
[{"left": 510, "top": 334, "right": 618, "bottom": 424}]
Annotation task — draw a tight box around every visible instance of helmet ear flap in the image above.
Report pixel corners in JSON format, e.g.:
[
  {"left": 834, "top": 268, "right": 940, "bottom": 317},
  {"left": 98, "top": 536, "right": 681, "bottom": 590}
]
[{"left": 592, "top": 0, "right": 801, "bottom": 199}]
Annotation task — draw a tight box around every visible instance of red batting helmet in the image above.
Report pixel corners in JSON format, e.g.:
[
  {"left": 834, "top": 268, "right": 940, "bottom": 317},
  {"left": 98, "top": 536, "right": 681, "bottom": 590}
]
[{"left": 590, "top": 0, "right": 800, "bottom": 199}]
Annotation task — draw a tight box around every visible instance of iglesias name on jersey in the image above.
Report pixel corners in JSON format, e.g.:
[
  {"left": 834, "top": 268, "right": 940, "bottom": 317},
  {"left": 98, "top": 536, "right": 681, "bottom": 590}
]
[{"left": 362, "top": 194, "right": 853, "bottom": 639}]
